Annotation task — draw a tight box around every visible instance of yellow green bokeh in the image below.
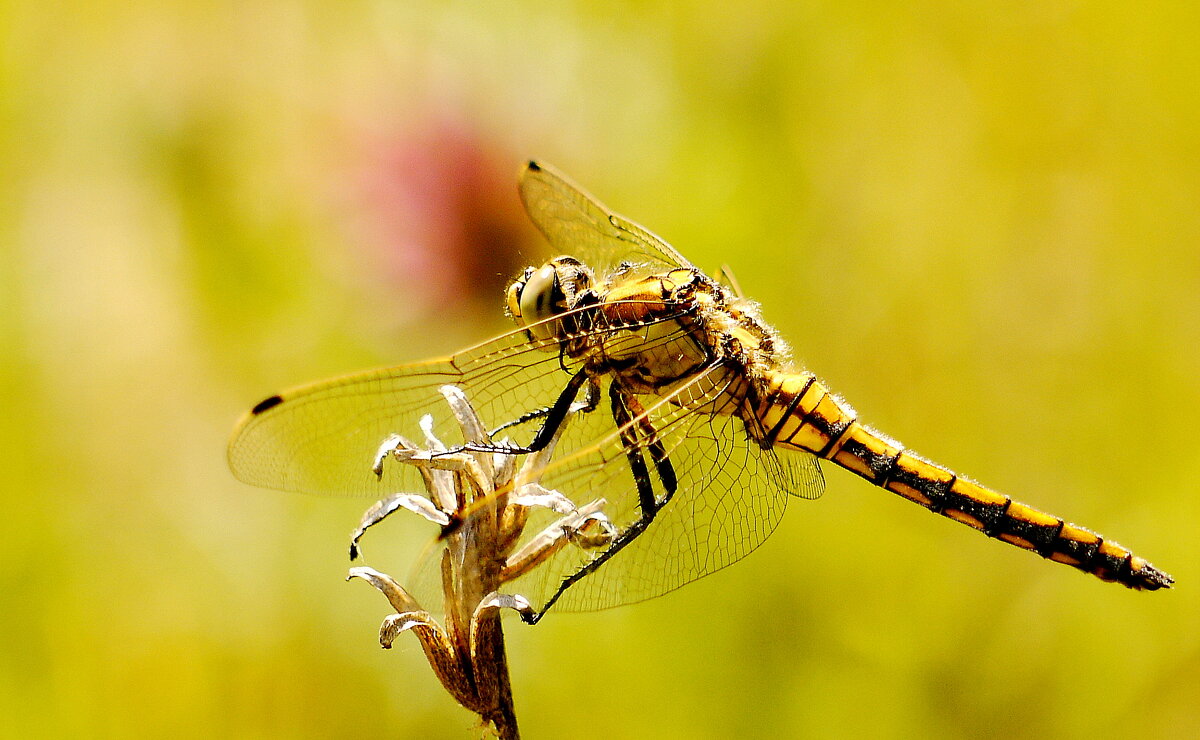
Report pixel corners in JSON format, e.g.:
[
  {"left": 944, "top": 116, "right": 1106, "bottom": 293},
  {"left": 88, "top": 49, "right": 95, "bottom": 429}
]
[{"left": 4, "top": 2, "right": 1197, "bottom": 737}]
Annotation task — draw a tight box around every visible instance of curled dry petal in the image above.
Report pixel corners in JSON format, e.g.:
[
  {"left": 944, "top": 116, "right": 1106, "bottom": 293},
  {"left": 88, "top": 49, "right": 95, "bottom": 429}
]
[
  {"left": 377, "top": 612, "right": 483, "bottom": 714},
  {"left": 417, "top": 413, "right": 448, "bottom": 452},
  {"left": 508, "top": 487, "right": 578, "bottom": 515},
  {"left": 347, "top": 567, "right": 424, "bottom": 614},
  {"left": 476, "top": 591, "right": 534, "bottom": 618},
  {"left": 349, "top": 494, "right": 452, "bottom": 559},
  {"left": 379, "top": 611, "right": 440, "bottom": 647},
  {"left": 441, "top": 385, "right": 491, "bottom": 445},
  {"left": 371, "top": 434, "right": 409, "bottom": 476},
  {"left": 500, "top": 500, "right": 613, "bottom": 582}
]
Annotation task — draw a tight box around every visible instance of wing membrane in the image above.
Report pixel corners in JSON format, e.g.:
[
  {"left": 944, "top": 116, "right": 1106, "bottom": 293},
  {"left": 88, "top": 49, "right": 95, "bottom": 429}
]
[
  {"left": 228, "top": 300, "right": 693, "bottom": 498},
  {"left": 519, "top": 161, "right": 693, "bottom": 278},
  {"left": 503, "top": 364, "right": 823, "bottom": 611}
]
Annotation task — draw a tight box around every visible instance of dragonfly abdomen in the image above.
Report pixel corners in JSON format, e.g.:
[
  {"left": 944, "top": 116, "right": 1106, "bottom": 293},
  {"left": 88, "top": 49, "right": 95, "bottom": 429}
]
[{"left": 754, "top": 370, "right": 1172, "bottom": 590}]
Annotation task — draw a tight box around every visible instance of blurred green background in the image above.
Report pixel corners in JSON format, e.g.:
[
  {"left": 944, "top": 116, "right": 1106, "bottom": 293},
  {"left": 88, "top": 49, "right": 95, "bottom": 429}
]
[{"left": 4, "top": 1, "right": 1197, "bottom": 737}]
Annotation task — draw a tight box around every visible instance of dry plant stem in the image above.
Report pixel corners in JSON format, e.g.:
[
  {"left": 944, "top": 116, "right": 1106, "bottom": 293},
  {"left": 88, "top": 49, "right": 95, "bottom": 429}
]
[
  {"left": 441, "top": 535, "right": 518, "bottom": 739},
  {"left": 471, "top": 605, "right": 517, "bottom": 739},
  {"left": 440, "top": 435, "right": 518, "bottom": 738}
]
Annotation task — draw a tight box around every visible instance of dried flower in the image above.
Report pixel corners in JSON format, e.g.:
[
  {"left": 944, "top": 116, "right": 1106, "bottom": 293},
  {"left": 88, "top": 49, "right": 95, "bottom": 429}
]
[{"left": 347, "top": 385, "right": 614, "bottom": 739}]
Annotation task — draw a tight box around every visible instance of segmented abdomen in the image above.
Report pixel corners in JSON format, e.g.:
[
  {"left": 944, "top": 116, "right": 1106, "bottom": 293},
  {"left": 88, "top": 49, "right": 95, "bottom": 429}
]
[{"left": 750, "top": 370, "right": 1172, "bottom": 590}]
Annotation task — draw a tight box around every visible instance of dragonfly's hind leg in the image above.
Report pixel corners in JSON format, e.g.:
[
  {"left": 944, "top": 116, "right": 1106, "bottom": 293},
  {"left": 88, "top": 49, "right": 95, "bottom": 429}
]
[
  {"left": 522, "top": 385, "right": 678, "bottom": 624},
  {"left": 611, "top": 387, "right": 677, "bottom": 513}
]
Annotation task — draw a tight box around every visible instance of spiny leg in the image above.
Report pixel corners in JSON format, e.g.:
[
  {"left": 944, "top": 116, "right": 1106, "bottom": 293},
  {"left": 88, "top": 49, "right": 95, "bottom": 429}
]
[
  {"left": 448, "top": 368, "right": 591, "bottom": 458},
  {"left": 523, "top": 384, "right": 678, "bottom": 624},
  {"left": 487, "top": 376, "right": 602, "bottom": 438},
  {"left": 622, "top": 392, "right": 677, "bottom": 506}
]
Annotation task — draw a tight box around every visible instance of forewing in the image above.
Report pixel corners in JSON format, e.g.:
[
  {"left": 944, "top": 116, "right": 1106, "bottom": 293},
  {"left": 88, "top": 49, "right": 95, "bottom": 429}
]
[
  {"left": 227, "top": 301, "right": 695, "bottom": 498},
  {"left": 229, "top": 336, "right": 562, "bottom": 498},
  {"left": 519, "top": 161, "right": 693, "bottom": 278},
  {"left": 505, "top": 365, "right": 825, "bottom": 612}
]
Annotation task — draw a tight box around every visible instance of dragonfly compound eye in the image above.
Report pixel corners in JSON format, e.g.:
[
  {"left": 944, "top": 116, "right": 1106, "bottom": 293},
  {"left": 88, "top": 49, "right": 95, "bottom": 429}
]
[
  {"left": 505, "top": 266, "right": 537, "bottom": 321},
  {"left": 516, "top": 261, "right": 563, "bottom": 333},
  {"left": 509, "top": 257, "right": 594, "bottom": 342}
]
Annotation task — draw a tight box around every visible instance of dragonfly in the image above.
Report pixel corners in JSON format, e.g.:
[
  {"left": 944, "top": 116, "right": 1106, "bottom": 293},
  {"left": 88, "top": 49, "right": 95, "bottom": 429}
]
[{"left": 229, "top": 160, "right": 1172, "bottom": 621}]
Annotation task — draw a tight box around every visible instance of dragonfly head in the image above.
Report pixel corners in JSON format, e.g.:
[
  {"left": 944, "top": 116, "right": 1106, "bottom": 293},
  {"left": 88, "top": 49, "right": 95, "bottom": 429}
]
[{"left": 507, "top": 256, "right": 594, "bottom": 342}]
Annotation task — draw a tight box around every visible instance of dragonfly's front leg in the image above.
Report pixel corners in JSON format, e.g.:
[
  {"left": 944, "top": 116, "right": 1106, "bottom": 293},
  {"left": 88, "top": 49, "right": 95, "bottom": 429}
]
[
  {"left": 450, "top": 368, "right": 595, "bottom": 457},
  {"left": 522, "top": 384, "right": 678, "bottom": 624},
  {"left": 487, "top": 374, "right": 602, "bottom": 438}
]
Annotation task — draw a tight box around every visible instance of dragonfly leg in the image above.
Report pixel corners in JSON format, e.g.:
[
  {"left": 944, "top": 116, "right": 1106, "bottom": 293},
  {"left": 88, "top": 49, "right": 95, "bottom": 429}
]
[
  {"left": 487, "top": 375, "right": 601, "bottom": 438},
  {"left": 612, "top": 388, "right": 678, "bottom": 512},
  {"left": 522, "top": 385, "right": 678, "bottom": 624},
  {"left": 453, "top": 368, "right": 592, "bottom": 457}
]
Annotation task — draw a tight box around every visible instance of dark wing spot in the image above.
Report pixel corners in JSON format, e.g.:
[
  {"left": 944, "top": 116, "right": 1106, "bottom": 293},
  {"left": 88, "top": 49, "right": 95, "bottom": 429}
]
[
  {"left": 251, "top": 395, "right": 284, "bottom": 415},
  {"left": 527, "top": 160, "right": 543, "bottom": 172}
]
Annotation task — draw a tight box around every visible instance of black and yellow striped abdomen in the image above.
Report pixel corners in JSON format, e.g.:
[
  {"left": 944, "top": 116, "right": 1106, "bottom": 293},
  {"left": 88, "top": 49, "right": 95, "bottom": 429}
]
[{"left": 749, "top": 369, "right": 1173, "bottom": 590}]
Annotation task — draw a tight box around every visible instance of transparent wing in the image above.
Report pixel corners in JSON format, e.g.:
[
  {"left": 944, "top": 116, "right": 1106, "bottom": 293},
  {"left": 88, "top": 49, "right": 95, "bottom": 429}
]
[
  {"left": 775, "top": 447, "right": 826, "bottom": 501},
  {"left": 228, "top": 301, "right": 686, "bottom": 498},
  {"left": 498, "top": 365, "right": 825, "bottom": 612},
  {"left": 519, "top": 161, "right": 694, "bottom": 279}
]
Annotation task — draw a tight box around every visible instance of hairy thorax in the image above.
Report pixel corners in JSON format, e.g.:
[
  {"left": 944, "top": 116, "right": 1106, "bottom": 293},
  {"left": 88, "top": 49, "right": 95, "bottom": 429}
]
[{"left": 583, "top": 268, "right": 788, "bottom": 414}]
